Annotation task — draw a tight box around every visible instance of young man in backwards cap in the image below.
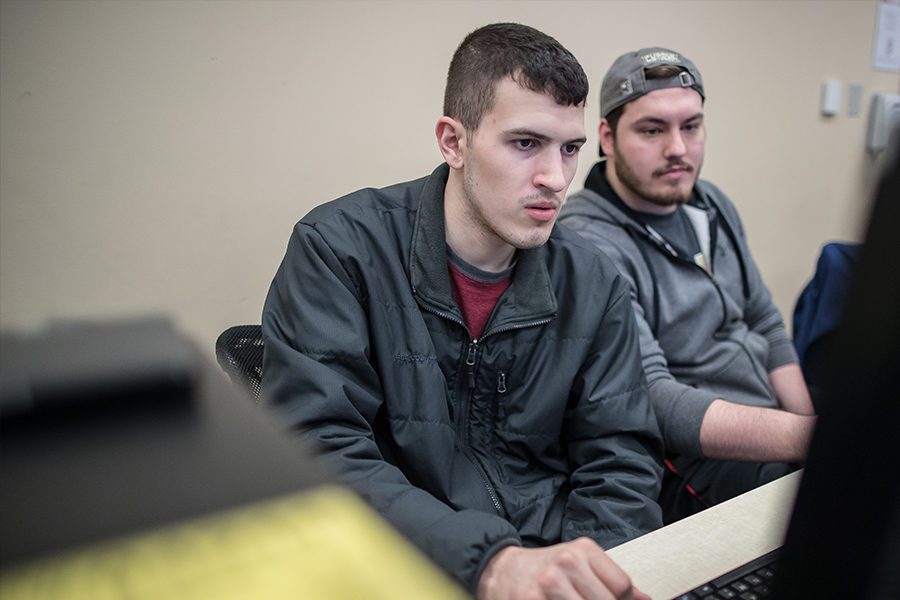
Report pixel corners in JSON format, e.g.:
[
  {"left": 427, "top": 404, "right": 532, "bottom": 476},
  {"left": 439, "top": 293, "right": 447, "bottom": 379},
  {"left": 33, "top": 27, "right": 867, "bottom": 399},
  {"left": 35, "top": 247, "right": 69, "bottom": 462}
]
[{"left": 560, "top": 48, "right": 816, "bottom": 523}]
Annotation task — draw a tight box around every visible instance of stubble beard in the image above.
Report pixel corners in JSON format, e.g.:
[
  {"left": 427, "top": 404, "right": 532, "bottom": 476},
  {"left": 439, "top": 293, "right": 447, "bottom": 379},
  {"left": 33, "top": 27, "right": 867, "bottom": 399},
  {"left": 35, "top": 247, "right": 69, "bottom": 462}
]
[
  {"left": 614, "top": 153, "right": 699, "bottom": 207},
  {"left": 461, "top": 168, "right": 550, "bottom": 251}
]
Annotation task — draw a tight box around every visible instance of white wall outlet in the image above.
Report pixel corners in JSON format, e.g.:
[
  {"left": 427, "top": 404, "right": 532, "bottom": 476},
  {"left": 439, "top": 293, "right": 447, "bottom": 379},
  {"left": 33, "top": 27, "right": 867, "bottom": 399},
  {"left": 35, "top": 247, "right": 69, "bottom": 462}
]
[{"left": 821, "top": 79, "right": 842, "bottom": 116}]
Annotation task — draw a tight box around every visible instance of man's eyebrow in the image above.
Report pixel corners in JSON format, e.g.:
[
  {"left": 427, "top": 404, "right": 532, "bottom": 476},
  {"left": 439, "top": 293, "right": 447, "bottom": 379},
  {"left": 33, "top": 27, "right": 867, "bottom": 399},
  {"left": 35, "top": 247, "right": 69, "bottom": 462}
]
[
  {"left": 633, "top": 112, "right": 704, "bottom": 126},
  {"left": 505, "top": 128, "right": 587, "bottom": 145}
]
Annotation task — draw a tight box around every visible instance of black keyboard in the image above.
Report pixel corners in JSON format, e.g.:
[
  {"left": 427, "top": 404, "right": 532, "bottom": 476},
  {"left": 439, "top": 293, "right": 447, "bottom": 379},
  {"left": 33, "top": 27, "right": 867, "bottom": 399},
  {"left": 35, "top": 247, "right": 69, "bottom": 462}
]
[{"left": 672, "top": 548, "right": 780, "bottom": 600}]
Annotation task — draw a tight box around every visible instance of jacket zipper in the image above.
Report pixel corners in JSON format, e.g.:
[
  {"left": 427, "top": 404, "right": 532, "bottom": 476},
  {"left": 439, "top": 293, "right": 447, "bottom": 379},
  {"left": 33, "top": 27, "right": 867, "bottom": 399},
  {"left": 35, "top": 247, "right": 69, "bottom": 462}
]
[
  {"left": 678, "top": 255, "right": 729, "bottom": 332},
  {"left": 493, "top": 370, "right": 507, "bottom": 446},
  {"left": 465, "top": 340, "right": 478, "bottom": 389},
  {"left": 496, "top": 371, "right": 507, "bottom": 394},
  {"left": 413, "top": 291, "right": 505, "bottom": 515},
  {"left": 413, "top": 291, "right": 555, "bottom": 517},
  {"left": 636, "top": 226, "right": 763, "bottom": 367},
  {"left": 467, "top": 319, "right": 554, "bottom": 516},
  {"left": 460, "top": 337, "right": 505, "bottom": 515},
  {"left": 637, "top": 228, "right": 730, "bottom": 332}
]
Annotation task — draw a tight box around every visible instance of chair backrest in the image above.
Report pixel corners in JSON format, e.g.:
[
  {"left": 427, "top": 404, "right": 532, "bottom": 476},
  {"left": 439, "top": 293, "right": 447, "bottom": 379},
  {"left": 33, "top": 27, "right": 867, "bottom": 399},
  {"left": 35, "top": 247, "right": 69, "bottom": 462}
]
[
  {"left": 792, "top": 241, "right": 861, "bottom": 406},
  {"left": 215, "top": 325, "right": 263, "bottom": 402}
]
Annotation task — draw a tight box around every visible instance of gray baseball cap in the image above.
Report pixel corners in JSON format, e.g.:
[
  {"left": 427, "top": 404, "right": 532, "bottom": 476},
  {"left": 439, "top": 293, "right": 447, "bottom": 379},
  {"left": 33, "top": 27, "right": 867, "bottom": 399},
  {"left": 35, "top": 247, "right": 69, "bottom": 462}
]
[{"left": 600, "top": 47, "right": 704, "bottom": 119}]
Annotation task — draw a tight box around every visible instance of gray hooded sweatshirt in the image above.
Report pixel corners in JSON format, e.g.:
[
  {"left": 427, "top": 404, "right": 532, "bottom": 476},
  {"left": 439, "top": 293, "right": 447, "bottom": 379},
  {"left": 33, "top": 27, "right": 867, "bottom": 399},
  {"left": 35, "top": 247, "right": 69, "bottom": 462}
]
[{"left": 559, "top": 162, "right": 798, "bottom": 456}]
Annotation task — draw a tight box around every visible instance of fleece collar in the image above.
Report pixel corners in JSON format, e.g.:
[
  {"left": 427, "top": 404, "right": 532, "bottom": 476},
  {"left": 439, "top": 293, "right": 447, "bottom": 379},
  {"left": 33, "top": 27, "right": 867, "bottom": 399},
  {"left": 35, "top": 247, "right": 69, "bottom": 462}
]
[{"left": 409, "top": 164, "right": 557, "bottom": 330}]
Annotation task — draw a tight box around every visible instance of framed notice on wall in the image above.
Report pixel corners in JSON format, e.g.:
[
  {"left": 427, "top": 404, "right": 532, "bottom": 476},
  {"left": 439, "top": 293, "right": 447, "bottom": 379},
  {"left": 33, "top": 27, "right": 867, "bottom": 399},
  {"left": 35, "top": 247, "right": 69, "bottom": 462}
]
[{"left": 874, "top": 0, "right": 900, "bottom": 71}]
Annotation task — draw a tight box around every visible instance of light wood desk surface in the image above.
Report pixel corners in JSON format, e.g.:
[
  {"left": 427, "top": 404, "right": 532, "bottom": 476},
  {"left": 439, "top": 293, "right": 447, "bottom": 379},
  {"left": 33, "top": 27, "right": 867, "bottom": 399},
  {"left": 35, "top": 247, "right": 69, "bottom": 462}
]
[{"left": 607, "top": 470, "right": 803, "bottom": 600}]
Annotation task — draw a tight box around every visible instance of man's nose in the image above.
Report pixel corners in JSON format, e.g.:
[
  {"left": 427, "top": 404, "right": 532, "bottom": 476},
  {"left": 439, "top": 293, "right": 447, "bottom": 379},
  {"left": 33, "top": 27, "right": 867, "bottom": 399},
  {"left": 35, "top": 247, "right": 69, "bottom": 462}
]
[
  {"left": 664, "top": 131, "right": 687, "bottom": 158},
  {"left": 533, "top": 151, "right": 567, "bottom": 192}
]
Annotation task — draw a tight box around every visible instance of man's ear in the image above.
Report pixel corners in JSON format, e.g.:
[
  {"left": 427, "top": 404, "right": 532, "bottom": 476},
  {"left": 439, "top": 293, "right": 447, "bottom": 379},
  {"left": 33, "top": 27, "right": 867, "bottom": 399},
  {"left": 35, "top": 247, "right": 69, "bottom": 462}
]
[
  {"left": 436, "top": 116, "right": 466, "bottom": 169},
  {"left": 598, "top": 119, "right": 615, "bottom": 158}
]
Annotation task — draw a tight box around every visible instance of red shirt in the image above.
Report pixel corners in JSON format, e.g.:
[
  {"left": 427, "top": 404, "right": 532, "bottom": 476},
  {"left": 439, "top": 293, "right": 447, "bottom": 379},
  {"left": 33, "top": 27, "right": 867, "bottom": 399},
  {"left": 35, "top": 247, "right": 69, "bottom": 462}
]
[{"left": 448, "top": 262, "right": 512, "bottom": 339}]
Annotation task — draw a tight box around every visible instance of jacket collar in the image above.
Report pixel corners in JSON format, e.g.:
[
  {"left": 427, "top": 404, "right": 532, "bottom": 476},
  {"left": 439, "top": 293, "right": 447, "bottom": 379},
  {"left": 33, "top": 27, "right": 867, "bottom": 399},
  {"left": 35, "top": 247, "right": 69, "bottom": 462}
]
[{"left": 409, "top": 163, "right": 557, "bottom": 327}]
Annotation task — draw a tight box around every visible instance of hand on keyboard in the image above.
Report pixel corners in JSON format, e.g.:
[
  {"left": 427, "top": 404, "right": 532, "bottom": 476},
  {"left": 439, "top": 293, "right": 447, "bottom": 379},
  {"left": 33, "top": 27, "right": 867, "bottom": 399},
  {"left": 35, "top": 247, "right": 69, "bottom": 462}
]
[{"left": 477, "top": 537, "right": 650, "bottom": 600}]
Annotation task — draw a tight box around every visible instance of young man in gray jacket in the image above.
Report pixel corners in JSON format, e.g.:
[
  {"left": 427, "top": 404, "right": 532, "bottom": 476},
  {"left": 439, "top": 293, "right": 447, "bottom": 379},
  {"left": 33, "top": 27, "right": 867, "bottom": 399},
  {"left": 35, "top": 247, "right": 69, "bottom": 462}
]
[
  {"left": 262, "top": 25, "right": 662, "bottom": 599},
  {"left": 559, "top": 48, "right": 816, "bottom": 523}
]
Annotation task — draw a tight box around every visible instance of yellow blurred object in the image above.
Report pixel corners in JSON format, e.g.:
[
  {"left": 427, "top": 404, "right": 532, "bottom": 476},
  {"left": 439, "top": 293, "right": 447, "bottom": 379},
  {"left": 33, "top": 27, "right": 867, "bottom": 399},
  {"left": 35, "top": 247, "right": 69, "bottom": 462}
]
[{"left": 0, "top": 485, "right": 467, "bottom": 600}]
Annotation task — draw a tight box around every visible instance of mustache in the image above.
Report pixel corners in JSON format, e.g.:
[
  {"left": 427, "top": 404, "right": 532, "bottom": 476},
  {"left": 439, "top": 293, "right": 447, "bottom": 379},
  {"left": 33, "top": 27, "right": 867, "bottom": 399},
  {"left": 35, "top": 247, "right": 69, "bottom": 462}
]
[
  {"left": 521, "top": 191, "right": 563, "bottom": 207},
  {"left": 653, "top": 161, "right": 694, "bottom": 177}
]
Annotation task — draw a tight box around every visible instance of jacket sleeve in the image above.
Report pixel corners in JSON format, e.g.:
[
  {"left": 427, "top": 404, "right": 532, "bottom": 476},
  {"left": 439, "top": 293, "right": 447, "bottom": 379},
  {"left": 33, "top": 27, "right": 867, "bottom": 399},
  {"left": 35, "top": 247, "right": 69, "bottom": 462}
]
[
  {"left": 262, "top": 222, "right": 521, "bottom": 593},
  {"left": 711, "top": 191, "right": 799, "bottom": 372},
  {"left": 561, "top": 271, "right": 664, "bottom": 548}
]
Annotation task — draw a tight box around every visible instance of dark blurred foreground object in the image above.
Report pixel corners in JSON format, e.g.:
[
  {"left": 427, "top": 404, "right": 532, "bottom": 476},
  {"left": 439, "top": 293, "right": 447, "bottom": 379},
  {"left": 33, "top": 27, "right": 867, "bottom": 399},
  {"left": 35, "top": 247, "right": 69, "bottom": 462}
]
[
  {"left": 0, "top": 316, "right": 464, "bottom": 598},
  {"left": 0, "top": 316, "right": 198, "bottom": 418},
  {"left": 772, "top": 141, "right": 900, "bottom": 599},
  {"left": 0, "top": 316, "right": 330, "bottom": 565}
]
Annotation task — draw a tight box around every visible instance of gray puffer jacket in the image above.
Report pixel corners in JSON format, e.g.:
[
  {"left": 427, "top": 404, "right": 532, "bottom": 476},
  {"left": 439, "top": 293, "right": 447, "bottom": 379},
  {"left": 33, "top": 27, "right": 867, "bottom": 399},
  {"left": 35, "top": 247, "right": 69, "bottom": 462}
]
[
  {"left": 262, "top": 163, "right": 663, "bottom": 593},
  {"left": 559, "top": 162, "right": 798, "bottom": 457}
]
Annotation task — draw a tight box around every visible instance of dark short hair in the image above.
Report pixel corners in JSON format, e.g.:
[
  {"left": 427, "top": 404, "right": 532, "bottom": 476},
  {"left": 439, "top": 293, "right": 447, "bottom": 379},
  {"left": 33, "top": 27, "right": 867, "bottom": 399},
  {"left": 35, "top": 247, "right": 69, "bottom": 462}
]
[{"left": 443, "top": 23, "right": 588, "bottom": 132}]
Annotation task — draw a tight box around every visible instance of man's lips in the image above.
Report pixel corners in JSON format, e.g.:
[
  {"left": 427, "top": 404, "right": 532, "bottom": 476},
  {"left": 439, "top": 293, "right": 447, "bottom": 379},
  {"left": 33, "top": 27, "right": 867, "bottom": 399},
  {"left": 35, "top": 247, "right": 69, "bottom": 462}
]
[
  {"left": 524, "top": 201, "right": 559, "bottom": 222},
  {"left": 655, "top": 164, "right": 693, "bottom": 179}
]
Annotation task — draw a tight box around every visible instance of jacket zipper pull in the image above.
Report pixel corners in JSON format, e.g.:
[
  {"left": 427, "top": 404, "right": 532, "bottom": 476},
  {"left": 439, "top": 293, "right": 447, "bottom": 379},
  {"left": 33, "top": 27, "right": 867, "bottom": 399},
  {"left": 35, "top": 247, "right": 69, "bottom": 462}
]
[
  {"left": 466, "top": 340, "right": 478, "bottom": 389},
  {"left": 495, "top": 371, "right": 508, "bottom": 420}
]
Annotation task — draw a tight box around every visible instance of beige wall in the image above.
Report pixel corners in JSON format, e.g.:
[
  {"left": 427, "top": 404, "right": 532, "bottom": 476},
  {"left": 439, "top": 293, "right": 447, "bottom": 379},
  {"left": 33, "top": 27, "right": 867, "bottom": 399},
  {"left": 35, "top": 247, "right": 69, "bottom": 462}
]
[{"left": 1, "top": 0, "right": 898, "bottom": 356}]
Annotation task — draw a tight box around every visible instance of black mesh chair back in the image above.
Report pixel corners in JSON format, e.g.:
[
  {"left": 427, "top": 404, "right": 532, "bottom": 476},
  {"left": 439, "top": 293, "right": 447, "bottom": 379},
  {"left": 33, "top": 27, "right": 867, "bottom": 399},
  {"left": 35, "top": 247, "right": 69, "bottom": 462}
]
[{"left": 215, "top": 325, "right": 263, "bottom": 402}]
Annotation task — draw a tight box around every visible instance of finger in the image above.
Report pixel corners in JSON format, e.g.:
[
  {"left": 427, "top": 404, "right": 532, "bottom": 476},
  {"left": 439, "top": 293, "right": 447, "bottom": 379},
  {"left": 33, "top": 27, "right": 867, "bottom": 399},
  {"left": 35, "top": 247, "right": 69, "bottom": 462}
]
[
  {"left": 562, "top": 555, "right": 616, "bottom": 600},
  {"left": 579, "top": 539, "right": 636, "bottom": 599},
  {"left": 551, "top": 539, "right": 618, "bottom": 600},
  {"left": 632, "top": 588, "right": 651, "bottom": 600},
  {"left": 569, "top": 575, "right": 617, "bottom": 600},
  {"left": 537, "top": 562, "right": 584, "bottom": 600}
]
